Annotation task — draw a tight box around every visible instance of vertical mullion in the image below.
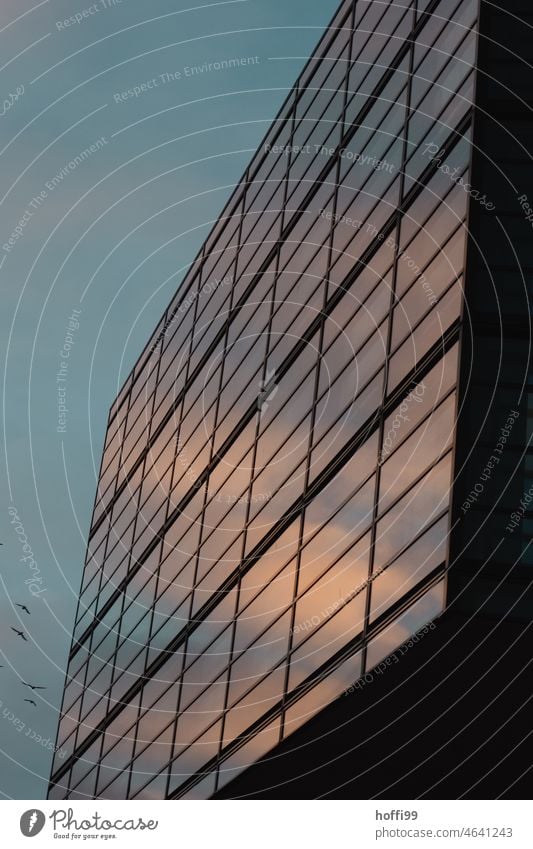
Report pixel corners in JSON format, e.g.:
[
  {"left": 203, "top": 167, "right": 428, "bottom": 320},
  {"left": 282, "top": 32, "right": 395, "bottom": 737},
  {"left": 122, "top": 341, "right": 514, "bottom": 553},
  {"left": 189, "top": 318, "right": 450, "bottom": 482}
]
[
  {"left": 118, "top": 348, "right": 165, "bottom": 799},
  {"left": 216, "top": 89, "right": 299, "bottom": 784},
  {"left": 152, "top": 256, "right": 206, "bottom": 799},
  {"left": 139, "top": 250, "right": 205, "bottom": 799},
  {"left": 165, "top": 192, "right": 246, "bottom": 796},
  {"left": 360, "top": 0, "right": 417, "bottom": 677},
  {"left": 188, "top": 193, "right": 247, "bottom": 787},
  {"left": 280, "top": 4, "right": 355, "bottom": 738}
]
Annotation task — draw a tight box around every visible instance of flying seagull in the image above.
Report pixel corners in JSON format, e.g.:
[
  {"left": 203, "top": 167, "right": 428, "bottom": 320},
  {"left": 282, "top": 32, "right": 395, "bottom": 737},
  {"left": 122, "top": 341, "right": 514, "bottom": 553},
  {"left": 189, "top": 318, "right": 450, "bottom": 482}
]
[
  {"left": 11, "top": 627, "right": 28, "bottom": 641},
  {"left": 16, "top": 604, "right": 30, "bottom": 615},
  {"left": 22, "top": 682, "right": 46, "bottom": 691},
  {"left": 24, "top": 699, "right": 36, "bottom": 707}
]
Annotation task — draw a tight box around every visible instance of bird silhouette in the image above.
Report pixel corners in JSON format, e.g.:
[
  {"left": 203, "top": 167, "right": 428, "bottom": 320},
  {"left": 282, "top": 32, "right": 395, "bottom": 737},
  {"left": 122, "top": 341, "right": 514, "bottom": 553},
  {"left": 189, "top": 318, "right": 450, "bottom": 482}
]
[
  {"left": 24, "top": 699, "right": 36, "bottom": 707},
  {"left": 15, "top": 604, "right": 30, "bottom": 615},
  {"left": 11, "top": 627, "right": 28, "bottom": 641},
  {"left": 22, "top": 682, "right": 46, "bottom": 691}
]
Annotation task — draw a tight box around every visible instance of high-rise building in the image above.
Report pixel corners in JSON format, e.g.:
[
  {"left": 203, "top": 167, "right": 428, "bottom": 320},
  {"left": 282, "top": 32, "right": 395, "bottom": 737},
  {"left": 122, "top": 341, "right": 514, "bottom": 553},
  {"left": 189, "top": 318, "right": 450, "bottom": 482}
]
[{"left": 49, "top": 0, "right": 533, "bottom": 800}]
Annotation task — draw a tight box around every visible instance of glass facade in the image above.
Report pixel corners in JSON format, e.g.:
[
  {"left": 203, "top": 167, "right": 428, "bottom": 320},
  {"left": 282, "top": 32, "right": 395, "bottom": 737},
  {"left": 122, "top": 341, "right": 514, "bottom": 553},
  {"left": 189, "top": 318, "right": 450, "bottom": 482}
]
[{"left": 49, "top": 0, "right": 479, "bottom": 800}]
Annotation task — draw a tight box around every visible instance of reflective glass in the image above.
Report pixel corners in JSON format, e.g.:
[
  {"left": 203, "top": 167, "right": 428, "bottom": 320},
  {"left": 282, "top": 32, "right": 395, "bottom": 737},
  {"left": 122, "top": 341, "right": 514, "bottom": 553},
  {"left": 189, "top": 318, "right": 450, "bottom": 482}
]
[{"left": 55, "top": 0, "right": 475, "bottom": 800}]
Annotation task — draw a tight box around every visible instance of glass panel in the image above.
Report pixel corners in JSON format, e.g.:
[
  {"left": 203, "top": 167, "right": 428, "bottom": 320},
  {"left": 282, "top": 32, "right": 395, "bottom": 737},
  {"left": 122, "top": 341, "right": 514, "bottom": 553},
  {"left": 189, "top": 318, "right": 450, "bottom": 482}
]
[
  {"left": 370, "top": 514, "right": 449, "bottom": 622},
  {"left": 373, "top": 453, "right": 453, "bottom": 571},
  {"left": 378, "top": 393, "right": 455, "bottom": 512},
  {"left": 239, "top": 521, "right": 300, "bottom": 610},
  {"left": 288, "top": 595, "right": 366, "bottom": 691},
  {"left": 179, "top": 771, "right": 217, "bottom": 799},
  {"left": 293, "top": 534, "right": 371, "bottom": 648},
  {"left": 381, "top": 343, "right": 458, "bottom": 458},
  {"left": 172, "top": 720, "right": 221, "bottom": 794},
  {"left": 223, "top": 665, "right": 286, "bottom": 743},
  {"left": 217, "top": 717, "right": 281, "bottom": 792},
  {"left": 299, "top": 476, "right": 376, "bottom": 593},
  {"left": 387, "top": 283, "right": 462, "bottom": 391},
  {"left": 175, "top": 675, "right": 227, "bottom": 748},
  {"left": 284, "top": 651, "right": 362, "bottom": 738},
  {"left": 310, "top": 369, "right": 385, "bottom": 483},
  {"left": 365, "top": 580, "right": 445, "bottom": 670}
]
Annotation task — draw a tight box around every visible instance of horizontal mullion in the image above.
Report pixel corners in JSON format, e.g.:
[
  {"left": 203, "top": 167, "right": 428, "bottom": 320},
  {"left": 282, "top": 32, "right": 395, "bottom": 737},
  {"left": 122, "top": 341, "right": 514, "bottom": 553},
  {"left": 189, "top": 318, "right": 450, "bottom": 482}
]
[
  {"left": 87, "top": 10, "right": 447, "bottom": 546},
  {"left": 51, "top": 323, "right": 459, "bottom": 789},
  {"left": 72, "top": 116, "right": 471, "bottom": 662},
  {"left": 170, "top": 562, "right": 446, "bottom": 800},
  {"left": 103, "top": 0, "right": 442, "bottom": 438}
]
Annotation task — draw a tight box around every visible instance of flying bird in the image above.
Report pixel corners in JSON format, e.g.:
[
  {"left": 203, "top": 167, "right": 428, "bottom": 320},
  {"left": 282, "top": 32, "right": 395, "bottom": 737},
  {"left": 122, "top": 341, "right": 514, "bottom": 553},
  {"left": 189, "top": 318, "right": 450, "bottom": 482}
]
[
  {"left": 24, "top": 699, "right": 36, "bottom": 707},
  {"left": 16, "top": 604, "right": 30, "bottom": 615},
  {"left": 22, "top": 682, "right": 46, "bottom": 691},
  {"left": 11, "top": 627, "right": 28, "bottom": 641}
]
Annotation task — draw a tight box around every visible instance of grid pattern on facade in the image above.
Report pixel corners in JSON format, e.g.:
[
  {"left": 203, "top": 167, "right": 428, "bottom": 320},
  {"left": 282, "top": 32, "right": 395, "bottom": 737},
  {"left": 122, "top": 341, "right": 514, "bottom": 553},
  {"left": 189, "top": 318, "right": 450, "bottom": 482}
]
[{"left": 49, "top": 0, "right": 479, "bottom": 800}]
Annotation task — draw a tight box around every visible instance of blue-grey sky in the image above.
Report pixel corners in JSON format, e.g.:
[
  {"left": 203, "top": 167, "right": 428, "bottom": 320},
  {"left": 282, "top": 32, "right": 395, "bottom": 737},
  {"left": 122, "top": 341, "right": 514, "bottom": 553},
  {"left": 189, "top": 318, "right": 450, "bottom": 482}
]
[{"left": 0, "top": 0, "right": 340, "bottom": 799}]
